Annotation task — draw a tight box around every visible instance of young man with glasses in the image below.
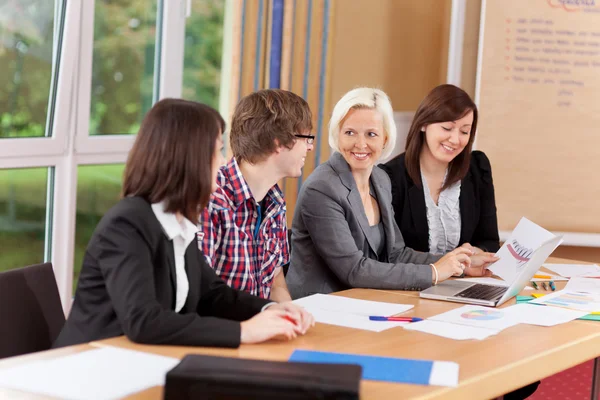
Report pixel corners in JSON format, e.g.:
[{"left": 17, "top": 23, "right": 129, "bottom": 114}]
[{"left": 198, "top": 89, "right": 314, "bottom": 302}]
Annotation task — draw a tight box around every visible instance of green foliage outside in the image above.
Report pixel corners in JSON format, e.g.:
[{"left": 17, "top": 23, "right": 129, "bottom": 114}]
[{"left": 0, "top": 0, "right": 225, "bottom": 291}]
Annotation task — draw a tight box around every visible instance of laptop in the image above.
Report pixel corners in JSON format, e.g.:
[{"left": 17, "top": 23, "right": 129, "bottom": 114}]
[{"left": 420, "top": 235, "right": 562, "bottom": 307}]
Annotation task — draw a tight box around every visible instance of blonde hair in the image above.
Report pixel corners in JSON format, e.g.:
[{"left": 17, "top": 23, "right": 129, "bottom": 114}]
[{"left": 328, "top": 87, "right": 396, "bottom": 160}]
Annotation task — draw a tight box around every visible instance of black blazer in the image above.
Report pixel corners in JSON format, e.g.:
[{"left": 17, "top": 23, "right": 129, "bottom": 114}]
[
  {"left": 53, "top": 197, "right": 269, "bottom": 349},
  {"left": 379, "top": 151, "right": 500, "bottom": 253}
]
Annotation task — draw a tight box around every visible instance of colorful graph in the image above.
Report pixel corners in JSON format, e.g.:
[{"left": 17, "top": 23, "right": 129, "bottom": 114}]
[
  {"left": 544, "top": 292, "right": 595, "bottom": 307},
  {"left": 460, "top": 309, "right": 504, "bottom": 321}
]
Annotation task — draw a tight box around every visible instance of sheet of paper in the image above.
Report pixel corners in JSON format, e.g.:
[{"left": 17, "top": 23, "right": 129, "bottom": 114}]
[
  {"left": 455, "top": 277, "right": 509, "bottom": 287},
  {"left": 565, "top": 277, "right": 600, "bottom": 293},
  {"left": 307, "top": 307, "right": 408, "bottom": 332},
  {"left": 488, "top": 217, "right": 559, "bottom": 283},
  {"left": 293, "top": 293, "right": 413, "bottom": 316},
  {"left": 530, "top": 290, "right": 600, "bottom": 312},
  {"left": 0, "top": 347, "right": 179, "bottom": 400},
  {"left": 543, "top": 264, "right": 600, "bottom": 278},
  {"left": 403, "top": 320, "right": 499, "bottom": 340},
  {"left": 429, "top": 305, "right": 520, "bottom": 331},
  {"left": 504, "top": 303, "right": 587, "bottom": 326}
]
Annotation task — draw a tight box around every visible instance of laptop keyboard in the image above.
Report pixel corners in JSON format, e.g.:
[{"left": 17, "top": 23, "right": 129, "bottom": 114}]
[{"left": 455, "top": 284, "right": 508, "bottom": 301}]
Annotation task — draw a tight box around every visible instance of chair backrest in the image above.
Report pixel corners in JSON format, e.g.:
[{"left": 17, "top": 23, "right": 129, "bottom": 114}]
[{"left": 0, "top": 262, "right": 66, "bottom": 359}]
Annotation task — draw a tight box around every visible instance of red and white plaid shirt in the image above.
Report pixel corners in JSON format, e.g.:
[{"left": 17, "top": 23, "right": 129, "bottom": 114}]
[{"left": 198, "top": 158, "right": 289, "bottom": 299}]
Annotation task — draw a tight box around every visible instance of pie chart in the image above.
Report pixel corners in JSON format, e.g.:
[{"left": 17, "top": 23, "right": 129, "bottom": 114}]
[{"left": 460, "top": 309, "right": 504, "bottom": 321}]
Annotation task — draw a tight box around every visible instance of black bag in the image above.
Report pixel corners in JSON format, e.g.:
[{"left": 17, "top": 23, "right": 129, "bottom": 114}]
[{"left": 163, "top": 354, "right": 362, "bottom": 400}]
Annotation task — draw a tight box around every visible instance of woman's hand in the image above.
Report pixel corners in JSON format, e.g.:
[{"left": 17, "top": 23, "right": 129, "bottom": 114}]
[
  {"left": 240, "top": 303, "right": 314, "bottom": 344},
  {"left": 464, "top": 252, "right": 499, "bottom": 277},
  {"left": 431, "top": 247, "right": 473, "bottom": 283}
]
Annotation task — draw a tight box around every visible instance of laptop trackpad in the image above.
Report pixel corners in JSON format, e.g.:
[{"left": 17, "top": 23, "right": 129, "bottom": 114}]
[{"left": 426, "top": 280, "right": 473, "bottom": 296}]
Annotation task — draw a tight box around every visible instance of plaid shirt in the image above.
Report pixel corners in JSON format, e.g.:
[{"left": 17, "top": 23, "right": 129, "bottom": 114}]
[{"left": 198, "top": 158, "right": 289, "bottom": 299}]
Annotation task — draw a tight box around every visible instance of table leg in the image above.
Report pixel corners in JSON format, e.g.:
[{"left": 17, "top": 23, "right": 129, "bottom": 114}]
[{"left": 591, "top": 357, "right": 600, "bottom": 400}]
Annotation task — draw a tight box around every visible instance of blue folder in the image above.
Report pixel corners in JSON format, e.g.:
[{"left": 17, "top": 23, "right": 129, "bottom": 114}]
[{"left": 289, "top": 350, "right": 451, "bottom": 386}]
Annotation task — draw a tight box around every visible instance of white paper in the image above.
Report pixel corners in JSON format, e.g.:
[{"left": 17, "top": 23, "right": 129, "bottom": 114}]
[
  {"left": 565, "top": 277, "right": 600, "bottom": 294},
  {"left": 530, "top": 290, "right": 600, "bottom": 312},
  {"left": 0, "top": 347, "right": 179, "bottom": 400},
  {"left": 488, "top": 217, "right": 558, "bottom": 283},
  {"left": 293, "top": 293, "right": 413, "bottom": 316},
  {"left": 307, "top": 307, "right": 408, "bottom": 332},
  {"left": 504, "top": 303, "right": 587, "bottom": 326},
  {"left": 429, "top": 361, "right": 460, "bottom": 387},
  {"left": 543, "top": 264, "right": 600, "bottom": 278},
  {"left": 429, "top": 305, "right": 520, "bottom": 331},
  {"left": 455, "top": 277, "right": 509, "bottom": 287},
  {"left": 403, "top": 319, "right": 499, "bottom": 340}
]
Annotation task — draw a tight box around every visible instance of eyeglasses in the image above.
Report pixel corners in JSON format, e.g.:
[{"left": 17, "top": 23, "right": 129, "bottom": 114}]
[{"left": 294, "top": 134, "right": 315, "bottom": 144}]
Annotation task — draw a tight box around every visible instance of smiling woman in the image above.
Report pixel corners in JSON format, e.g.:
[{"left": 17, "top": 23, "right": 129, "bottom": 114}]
[{"left": 380, "top": 84, "right": 501, "bottom": 256}]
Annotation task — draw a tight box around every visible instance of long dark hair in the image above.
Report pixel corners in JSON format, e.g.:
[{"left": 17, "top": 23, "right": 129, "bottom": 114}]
[
  {"left": 122, "top": 98, "right": 225, "bottom": 223},
  {"left": 404, "top": 84, "right": 478, "bottom": 190}
]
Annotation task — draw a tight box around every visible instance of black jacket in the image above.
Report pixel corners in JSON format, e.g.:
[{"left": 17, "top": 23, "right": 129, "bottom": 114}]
[
  {"left": 379, "top": 151, "right": 500, "bottom": 253},
  {"left": 54, "top": 197, "right": 269, "bottom": 349}
]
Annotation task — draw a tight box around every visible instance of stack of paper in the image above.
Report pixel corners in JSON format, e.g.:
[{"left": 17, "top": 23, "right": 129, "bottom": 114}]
[
  {"left": 293, "top": 294, "right": 414, "bottom": 332},
  {"left": 531, "top": 290, "right": 600, "bottom": 312},
  {"left": 0, "top": 347, "right": 179, "bottom": 400}
]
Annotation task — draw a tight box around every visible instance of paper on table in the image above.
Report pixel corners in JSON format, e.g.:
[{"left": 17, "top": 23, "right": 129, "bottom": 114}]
[
  {"left": 530, "top": 290, "right": 600, "bottom": 312},
  {"left": 488, "top": 217, "right": 559, "bottom": 284},
  {"left": 543, "top": 264, "right": 600, "bottom": 278},
  {"left": 0, "top": 347, "right": 179, "bottom": 400},
  {"left": 565, "top": 277, "right": 600, "bottom": 293},
  {"left": 293, "top": 293, "right": 413, "bottom": 316},
  {"left": 307, "top": 307, "right": 407, "bottom": 332},
  {"left": 504, "top": 303, "right": 587, "bottom": 326},
  {"left": 403, "top": 320, "right": 499, "bottom": 340},
  {"left": 429, "top": 305, "right": 520, "bottom": 331}
]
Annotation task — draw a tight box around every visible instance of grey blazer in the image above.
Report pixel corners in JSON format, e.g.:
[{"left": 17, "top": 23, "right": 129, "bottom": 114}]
[{"left": 287, "top": 152, "right": 441, "bottom": 299}]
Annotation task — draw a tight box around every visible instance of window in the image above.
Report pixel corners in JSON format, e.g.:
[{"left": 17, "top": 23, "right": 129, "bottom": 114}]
[
  {"left": 89, "top": 0, "right": 158, "bottom": 135},
  {"left": 73, "top": 164, "right": 124, "bottom": 290},
  {"left": 182, "top": 0, "right": 225, "bottom": 109},
  {"left": 0, "top": 167, "right": 51, "bottom": 272},
  {"left": 0, "top": 1, "right": 59, "bottom": 138}
]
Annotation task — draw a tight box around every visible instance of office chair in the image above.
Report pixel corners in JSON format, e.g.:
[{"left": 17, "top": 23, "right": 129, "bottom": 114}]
[{"left": 0, "top": 262, "right": 65, "bottom": 359}]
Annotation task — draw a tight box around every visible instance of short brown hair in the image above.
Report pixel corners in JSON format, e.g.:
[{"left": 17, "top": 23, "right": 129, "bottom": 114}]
[
  {"left": 230, "top": 89, "right": 312, "bottom": 163},
  {"left": 122, "top": 98, "right": 225, "bottom": 223},
  {"left": 404, "top": 84, "right": 478, "bottom": 190}
]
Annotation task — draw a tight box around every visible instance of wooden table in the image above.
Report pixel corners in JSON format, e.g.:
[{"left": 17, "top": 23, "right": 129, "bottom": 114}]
[{"left": 1, "top": 257, "right": 599, "bottom": 399}]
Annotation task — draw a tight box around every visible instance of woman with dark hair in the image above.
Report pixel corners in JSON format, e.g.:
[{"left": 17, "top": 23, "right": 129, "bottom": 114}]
[
  {"left": 380, "top": 84, "right": 500, "bottom": 256},
  {"left": 54, "top": 98, "right": 313, "bottom": 349}
]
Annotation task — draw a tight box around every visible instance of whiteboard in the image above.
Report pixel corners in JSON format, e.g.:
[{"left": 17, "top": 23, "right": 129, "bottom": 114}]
[{"left": 475, "top": 0, "right": 600, "bottom": 234}]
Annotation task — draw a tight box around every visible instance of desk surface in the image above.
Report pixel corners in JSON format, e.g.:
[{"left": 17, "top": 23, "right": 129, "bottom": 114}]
[{"left": 1, "top": 257, "right": 599, "bottom": 400}]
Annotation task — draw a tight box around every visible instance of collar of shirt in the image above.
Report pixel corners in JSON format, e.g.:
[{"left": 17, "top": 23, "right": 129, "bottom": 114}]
[
  {"left": 151, "top": 201, "right": 198, "bottom": 243},
  {"left": 218, "top": 157, "right": 285, "bottom": 210}
]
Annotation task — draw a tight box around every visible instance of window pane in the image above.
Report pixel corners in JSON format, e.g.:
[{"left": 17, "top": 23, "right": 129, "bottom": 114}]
[
  {"left": 0, "top": 1, "right": 59, "bottom": 138},
  {"left": 0, "top": 168, "right": 49, "bottom": 271},
  {"left": 73, "top": 164, "right": 124, "bottom": 290},
  {"left": 183, "top": 0, "right": 225, "bottom": 109},
  {"left": 90, "top": 1, "right": 157, "bottom": 135}
]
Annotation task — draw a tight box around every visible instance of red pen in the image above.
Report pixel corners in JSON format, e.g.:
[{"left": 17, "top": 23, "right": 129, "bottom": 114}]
[{"left": 369, "top": 316, "right": 423, "bottom": 322}]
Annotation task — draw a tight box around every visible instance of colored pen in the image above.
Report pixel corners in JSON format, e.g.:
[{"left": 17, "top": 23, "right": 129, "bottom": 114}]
[
  {"left": 369, "top": 316, "right": 423, "bottom": 322},
  {"left": 534, "top": 274, "right": 552, "bottom": 279},
  {"left": 531, "top": 281, "right": 539, "bottom": 289},
  {"left": 541, "top": 282, "right": 548, "bottom": 291},
  {"left": 549, "top": 281, "right": 556, "bottom": 291}
]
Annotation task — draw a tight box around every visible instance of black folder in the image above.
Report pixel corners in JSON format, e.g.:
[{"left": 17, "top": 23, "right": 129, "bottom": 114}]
[{"left": 163, "top": 354, "right": 362, "bottom": 399}]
